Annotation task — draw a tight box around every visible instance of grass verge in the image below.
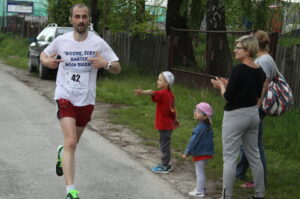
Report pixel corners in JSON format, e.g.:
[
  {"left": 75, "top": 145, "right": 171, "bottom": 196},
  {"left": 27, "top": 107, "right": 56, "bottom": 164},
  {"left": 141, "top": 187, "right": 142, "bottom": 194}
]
[{"left": 0, "top": 33, "right": 28, "bottom": 69}]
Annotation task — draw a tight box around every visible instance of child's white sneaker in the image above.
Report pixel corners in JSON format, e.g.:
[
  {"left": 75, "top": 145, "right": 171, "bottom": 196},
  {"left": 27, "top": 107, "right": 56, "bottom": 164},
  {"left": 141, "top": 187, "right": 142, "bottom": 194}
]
[{"left": 188, "top": 189, "right": 205, "bottom": 198}]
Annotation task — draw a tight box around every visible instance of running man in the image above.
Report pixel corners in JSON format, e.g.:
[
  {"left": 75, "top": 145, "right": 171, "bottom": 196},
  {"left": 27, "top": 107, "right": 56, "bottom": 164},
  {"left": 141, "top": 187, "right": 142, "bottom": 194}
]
[{"left": 40, "top": 3, "right": 121, "bottom": 199}]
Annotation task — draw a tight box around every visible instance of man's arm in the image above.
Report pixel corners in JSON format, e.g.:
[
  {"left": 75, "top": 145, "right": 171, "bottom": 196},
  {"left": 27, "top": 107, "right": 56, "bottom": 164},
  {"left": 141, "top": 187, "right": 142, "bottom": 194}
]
[
  {"left": 88, "top": 52, "right": 121, "bottom": 75},
  {"left": 40, "top": 52, "right": 62, "bottom": 69},
  {"left": 108, "top": 61, "right": 121, "bottom": 75}
]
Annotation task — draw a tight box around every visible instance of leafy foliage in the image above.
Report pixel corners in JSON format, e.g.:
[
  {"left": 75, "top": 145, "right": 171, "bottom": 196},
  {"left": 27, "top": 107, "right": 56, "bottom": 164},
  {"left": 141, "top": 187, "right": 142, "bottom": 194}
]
[
  {"left": 101, "top": 0, "right": 158, "bottom": 33},
  {"left": 48, "top": 0, "right": 89, "bottom": 26},
  {"left": 47, "top": 0, "right": 163, "bottom": 33},
  {"left": 47, "top": 0, "right": 73, "bottom": 26}
]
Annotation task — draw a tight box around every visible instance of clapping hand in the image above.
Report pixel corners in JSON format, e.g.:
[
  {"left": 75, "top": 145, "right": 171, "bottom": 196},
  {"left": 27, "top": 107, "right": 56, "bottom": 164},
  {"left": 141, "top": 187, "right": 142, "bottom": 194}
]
[
  {"left": 219, "top": 77, "right": 228, "bottom": 87},
  {"left": 211, "top": 77, "right": 223, "bottom": 89},
  {"left": 211, "top": 77, "right": 228, "bottom": 96}
]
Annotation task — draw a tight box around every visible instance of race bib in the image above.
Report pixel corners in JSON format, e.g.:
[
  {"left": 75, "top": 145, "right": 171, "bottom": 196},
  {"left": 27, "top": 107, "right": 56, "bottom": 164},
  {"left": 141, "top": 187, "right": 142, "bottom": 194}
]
[{"left": 65, "top": 71, "right": 89, "bottom": 89}]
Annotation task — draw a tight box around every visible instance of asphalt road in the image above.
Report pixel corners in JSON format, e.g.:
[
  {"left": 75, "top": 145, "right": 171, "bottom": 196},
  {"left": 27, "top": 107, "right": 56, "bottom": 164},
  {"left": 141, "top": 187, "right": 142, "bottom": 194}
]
[{"left": 0, "top": 68, "right": 185, "bottom": 199}]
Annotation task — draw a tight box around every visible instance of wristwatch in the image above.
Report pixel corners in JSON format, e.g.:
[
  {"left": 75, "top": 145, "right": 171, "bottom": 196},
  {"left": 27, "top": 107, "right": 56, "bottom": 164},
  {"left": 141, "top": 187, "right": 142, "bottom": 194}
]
[{"left": 105, "top": 62, "right": 112, "bottom": 70}]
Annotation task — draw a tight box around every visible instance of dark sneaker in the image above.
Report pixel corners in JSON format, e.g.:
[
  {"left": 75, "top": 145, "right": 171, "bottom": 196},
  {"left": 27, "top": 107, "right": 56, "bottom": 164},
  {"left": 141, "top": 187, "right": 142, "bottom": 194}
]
[
  {"left": 151, "top": 164, "right": 173, "bottom": 174},
  {"left": 66, "top": 189, "right": 80, "bottom": 199},
  {"left": 56, "top": 145, "right": 63, "bottom": 176}
]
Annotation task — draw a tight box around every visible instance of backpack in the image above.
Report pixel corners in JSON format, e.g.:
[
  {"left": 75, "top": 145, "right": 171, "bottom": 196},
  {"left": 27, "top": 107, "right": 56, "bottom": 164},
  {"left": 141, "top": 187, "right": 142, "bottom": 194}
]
[{"left": 261, "top": 72, "right": 293, "bottom": 116}]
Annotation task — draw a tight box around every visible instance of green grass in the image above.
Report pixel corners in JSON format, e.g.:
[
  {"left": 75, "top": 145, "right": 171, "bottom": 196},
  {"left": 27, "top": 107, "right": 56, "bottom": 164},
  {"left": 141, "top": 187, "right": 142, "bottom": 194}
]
[
  {"left": 1, "top": 32, "right": 300, "bottom": 198},
  {"left": 278, "top": 36, "right": 300, "bottom": 46},
  {"left": 0, "top": 33, "right": 28, "bottom": 69}
]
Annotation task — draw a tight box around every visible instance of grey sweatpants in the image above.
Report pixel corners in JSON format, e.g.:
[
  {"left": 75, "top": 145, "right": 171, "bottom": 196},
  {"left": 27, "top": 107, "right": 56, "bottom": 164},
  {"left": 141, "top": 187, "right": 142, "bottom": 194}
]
[
  {"left": 159, "top": 130, "right": 172, "bottom": 166},
  {"left": 221, "top": 106, "right": 265, "bottom": 199}
]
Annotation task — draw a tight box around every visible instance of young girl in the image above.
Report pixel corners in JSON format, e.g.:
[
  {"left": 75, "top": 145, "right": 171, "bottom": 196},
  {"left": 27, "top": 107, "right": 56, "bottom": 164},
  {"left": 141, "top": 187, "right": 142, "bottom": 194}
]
[
  {"left": 182, "top": 102, "right": 214, "bottom": 198},
  {"left": 134, "top": 71, "right": 178, "bottom": 174}
]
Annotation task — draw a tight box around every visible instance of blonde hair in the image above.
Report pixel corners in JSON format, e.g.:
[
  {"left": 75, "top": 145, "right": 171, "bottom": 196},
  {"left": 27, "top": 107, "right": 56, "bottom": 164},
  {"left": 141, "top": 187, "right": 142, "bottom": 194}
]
[
  {"left": 235, "top": 35, "right": 259, "bottom": 59},
  {"left": 254, "top": 30, "right": 270, "bottom": 52}
]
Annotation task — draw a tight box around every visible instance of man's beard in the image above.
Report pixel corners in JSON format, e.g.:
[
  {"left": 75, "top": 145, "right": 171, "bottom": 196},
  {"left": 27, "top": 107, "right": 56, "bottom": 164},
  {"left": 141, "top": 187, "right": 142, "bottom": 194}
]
[{"left": 75, "top": 23, "right": 88, "bottom": 34}]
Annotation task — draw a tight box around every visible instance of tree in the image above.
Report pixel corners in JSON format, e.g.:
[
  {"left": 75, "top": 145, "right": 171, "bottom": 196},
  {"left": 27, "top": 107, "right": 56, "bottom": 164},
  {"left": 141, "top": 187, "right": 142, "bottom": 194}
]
[
  {"left": 224, "top": 0, "right": 274, "bottom": 31},
  {"left": 91, "top": 0, "right": 100, "bottom": 31},
  {"left": 48, "top": 0, "right": 92, "bottom": 26},
  {"left": 166, "top": 0, "right": 197, "bottom": 67},
  {"left": 189, "top": 0, "right": 206, "bottom": 30},
  {"left": 136, "top": 0, "right": 146, "bottom": 24},
  {"left": 253, "top": 0, "right": 271, "bottom": 30},
  {"left": 48, "top": 0, "right": 72, "bottom": 26},
  {"left": 98, "top": 0, "right": 110, "bottom": 31},
  {"left": 98, "top": 0, "right": 155, "bottom": 33},
  {"left": 206, "top": 0, "right": 232, "bottom": 76}
]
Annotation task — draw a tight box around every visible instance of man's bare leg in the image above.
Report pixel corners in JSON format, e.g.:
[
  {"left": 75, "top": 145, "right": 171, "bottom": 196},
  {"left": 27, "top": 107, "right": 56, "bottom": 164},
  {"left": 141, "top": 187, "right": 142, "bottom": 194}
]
[{"left": 60, "top": 117, "right": 78, "bottom": 186}]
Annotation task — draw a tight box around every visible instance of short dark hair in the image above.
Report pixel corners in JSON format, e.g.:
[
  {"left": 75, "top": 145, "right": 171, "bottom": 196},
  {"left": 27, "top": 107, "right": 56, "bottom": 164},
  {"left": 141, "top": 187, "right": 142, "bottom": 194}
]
[{"left": 70, "top": 3, "right": 91, "bottom": 18}]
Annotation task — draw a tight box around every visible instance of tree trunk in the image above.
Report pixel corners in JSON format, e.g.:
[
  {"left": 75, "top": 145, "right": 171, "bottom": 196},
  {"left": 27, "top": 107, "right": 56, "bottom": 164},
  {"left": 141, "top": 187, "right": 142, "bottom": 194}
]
[
  {"left": 101, "top": 0, "right": 110, "bottom": 31},
  {"left": 206, "top": 0, "right": 232, "bottom": 77},
  {"left": 166, "top": 0, "right": 196, "bottom": 68},
  {"left": 91, "top": 0, "right": 99, "bottom": 32}
]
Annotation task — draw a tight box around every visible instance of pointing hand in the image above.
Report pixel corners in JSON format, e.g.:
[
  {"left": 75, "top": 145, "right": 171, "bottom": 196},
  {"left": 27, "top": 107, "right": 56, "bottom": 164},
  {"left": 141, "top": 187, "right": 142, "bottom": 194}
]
[
  {"left": 46, "top": 53, "right": 63, "bottom": 69},
  {"left": 88, "top": 52, "right": 109, "bottom": 69}
]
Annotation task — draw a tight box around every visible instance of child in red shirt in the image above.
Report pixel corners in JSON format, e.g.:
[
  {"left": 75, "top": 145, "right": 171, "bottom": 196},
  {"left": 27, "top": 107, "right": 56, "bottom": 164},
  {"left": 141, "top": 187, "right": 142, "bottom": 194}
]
[{"left": 134, "top": 71, "right": 178, "bottom": 173}]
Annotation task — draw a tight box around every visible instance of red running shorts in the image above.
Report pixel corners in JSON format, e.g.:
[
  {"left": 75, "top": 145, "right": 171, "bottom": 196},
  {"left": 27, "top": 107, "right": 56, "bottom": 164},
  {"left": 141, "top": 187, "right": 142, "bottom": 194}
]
[{"left": 56, "top": 98, "right": 94, "bottom": 127}]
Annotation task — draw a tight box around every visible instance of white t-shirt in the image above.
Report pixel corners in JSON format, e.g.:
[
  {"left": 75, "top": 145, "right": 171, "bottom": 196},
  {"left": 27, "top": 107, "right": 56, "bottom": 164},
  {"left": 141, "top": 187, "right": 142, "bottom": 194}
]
[{"left": 44, "top": 31, "right": 119, "bottom": 106}]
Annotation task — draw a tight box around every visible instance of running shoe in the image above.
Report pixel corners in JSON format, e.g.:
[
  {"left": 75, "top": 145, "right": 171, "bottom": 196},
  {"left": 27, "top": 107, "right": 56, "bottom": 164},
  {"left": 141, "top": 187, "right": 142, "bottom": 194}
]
[
  {"left": 56, "top": 145, "right": 63, "bottom": 176},
  {"left": 151, "top": 164, "right": 173, "bottom": 174},
  {"left": 66, "top": 189, "right": 80, "bottom": 199}
]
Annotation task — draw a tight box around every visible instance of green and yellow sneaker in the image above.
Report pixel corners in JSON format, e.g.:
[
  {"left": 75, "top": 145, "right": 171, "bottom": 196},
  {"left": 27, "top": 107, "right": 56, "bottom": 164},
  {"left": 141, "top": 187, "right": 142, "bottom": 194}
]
[
  {"left": 66, "top": 189, "right": 80, "bottom": 199},
  {"left": 56, "top": 145, "right": 63, "bottom": 176}
]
